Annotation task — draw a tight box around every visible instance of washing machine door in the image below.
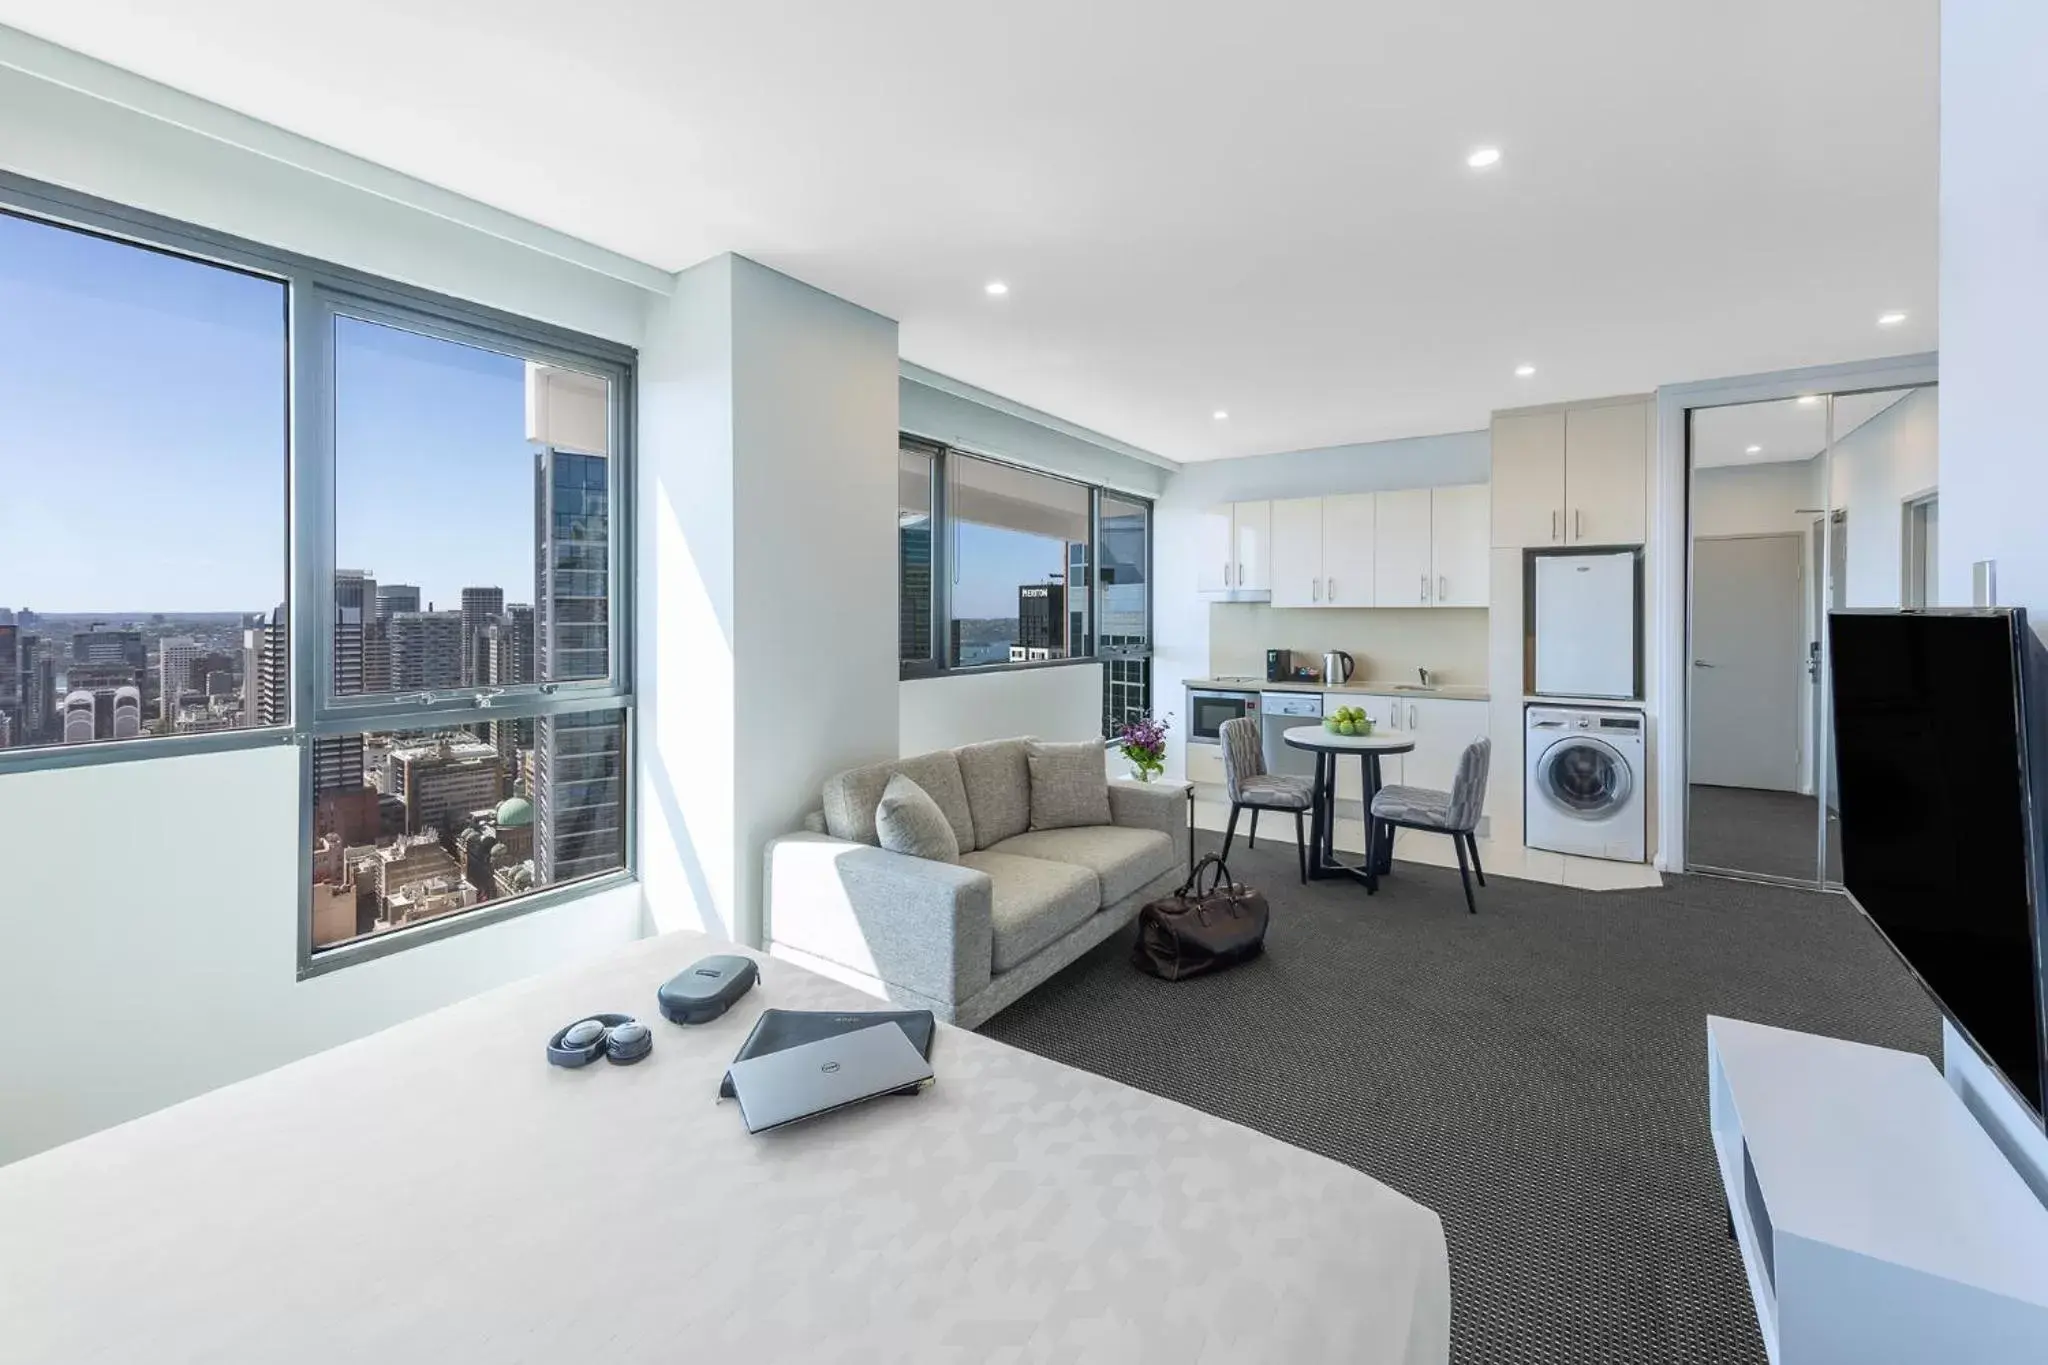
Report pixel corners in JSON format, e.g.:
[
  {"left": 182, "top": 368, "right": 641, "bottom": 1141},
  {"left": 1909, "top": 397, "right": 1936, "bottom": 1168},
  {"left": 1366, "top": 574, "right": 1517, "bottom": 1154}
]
[{"left": 1535, "top": 735, "right": 1633, "bottom": 820}]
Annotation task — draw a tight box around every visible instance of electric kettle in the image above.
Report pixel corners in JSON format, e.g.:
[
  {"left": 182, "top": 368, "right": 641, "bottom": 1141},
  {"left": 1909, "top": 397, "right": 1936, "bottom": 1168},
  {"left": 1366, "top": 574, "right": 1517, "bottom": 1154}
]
[{"left": 1322, "top": 650, "right": 1355, "bottom": 684}]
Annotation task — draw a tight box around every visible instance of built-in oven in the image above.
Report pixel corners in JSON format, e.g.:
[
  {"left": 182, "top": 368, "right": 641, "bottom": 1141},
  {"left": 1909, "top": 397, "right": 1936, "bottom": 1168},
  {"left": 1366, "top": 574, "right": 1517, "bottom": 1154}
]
[{"left": 1186, "top": 686, "right": 1259, "bottom": 746}]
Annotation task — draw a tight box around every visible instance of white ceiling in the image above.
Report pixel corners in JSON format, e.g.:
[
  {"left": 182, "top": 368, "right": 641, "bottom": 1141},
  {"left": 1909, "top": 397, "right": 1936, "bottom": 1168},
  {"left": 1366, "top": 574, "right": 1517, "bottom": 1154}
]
[
  {"left": 1691, "top": 389, "right": 1916, "bottom": 469},
  {"left": 0, "top": 1, "right": 1938, "bottom": 463}
]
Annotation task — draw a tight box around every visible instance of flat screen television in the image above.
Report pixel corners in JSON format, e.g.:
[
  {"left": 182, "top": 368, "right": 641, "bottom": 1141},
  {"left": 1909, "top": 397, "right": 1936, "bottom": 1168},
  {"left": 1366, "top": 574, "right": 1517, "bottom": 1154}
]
[{"left": 1828, "top": 608, "right": 2048, "bottom": 1125}]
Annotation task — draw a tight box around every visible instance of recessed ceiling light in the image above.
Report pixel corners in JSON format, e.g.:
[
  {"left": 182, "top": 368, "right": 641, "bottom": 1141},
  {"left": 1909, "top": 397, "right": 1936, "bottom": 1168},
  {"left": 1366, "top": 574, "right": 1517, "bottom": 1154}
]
[
  {"left": 1797, "top": 395, "right": 1819, "bottom": 405},
  {"left": 984, "top": 280, "right": 1009, "bottom": 297},
  {"left": 1467, "top": 147, "right": 1502, "bottom": 169},
  {"left": 1212, "top": 410, "right": 1229, "bottom": 421},
  {"left": 1878, "top": 310, "right": 1907, "bottom": 327},
  {"left": 1746, "top": 445, "right": 1762, "bottom": 454},
  {"left": 1514, "top": 364, "right": 1536, "bottom": 378}
]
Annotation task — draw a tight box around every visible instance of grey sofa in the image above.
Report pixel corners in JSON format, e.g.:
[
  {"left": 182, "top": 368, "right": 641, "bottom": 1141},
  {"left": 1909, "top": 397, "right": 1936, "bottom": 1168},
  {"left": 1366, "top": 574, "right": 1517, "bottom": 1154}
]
[{"left": 764, "top": 738, "right": 1189, "bottom": 1028}]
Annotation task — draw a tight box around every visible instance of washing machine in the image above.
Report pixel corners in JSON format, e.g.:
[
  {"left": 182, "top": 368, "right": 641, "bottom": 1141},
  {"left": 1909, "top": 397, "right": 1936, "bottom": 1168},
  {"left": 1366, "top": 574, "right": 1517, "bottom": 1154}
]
[{"left": 1525, "top": 705, "right": 1646, "bottom": 862}]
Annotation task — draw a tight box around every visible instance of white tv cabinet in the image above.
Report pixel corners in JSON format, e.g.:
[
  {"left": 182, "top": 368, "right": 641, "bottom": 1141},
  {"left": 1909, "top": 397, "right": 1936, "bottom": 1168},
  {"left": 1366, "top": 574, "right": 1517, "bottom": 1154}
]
[{"left": 1706, "top": 1016, "right": 2048, "bottom": 1363}]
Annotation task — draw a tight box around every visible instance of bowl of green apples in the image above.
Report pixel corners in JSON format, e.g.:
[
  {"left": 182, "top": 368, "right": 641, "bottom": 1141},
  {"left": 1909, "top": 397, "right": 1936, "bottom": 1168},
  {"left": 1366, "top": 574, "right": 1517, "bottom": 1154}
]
[{"left": 1323, "top": 705, "right": 1373, "bottom": 737}]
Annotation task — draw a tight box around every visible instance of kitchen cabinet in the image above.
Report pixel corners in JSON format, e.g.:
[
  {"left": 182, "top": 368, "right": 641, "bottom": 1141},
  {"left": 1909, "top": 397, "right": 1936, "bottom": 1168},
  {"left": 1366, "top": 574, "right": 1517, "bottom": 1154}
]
[
  {"left": 1320, "top": 494, "right": 1378, "bottom": 606},
  {"left": 1429, "top": 484, "right": 1489, "bottom": 607},
  {"left": 1326, "top": 695, "right": 1404, "bottom": 803},
  {"left": 1268, "top": 498, "right": 1324, "bottom": 608},
  {"left": 1563, "top": 401, "right": 1648, "bottom": 545},
  {"left": 1396, "top": 697, "right": 1489, "bottom": 797},
  {"left": 1197, "top": 501, "right": 1273, "bottom": 593},
  {"left": 1490, "top": 399, "right": 1649, "bottom": 548},
  {"left": 1373, "top": 488, "right": 1434, "bottom": 607}
]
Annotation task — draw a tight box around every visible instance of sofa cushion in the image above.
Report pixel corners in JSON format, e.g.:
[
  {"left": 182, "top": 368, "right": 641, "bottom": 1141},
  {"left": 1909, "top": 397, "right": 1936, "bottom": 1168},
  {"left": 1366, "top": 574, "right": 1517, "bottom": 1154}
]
[
  {"left": 958, "top": 851, "right": 1099, "bottom": 973},
  {"left": 956, "top": 737, "right": 1033, "bottom": 850},
  {"left": 1025, "top": 740, "right": 1113, "bottom": 831},
  {"left": 988, "top": 826, "right": 1174, "bottom": 906},
  {"left": 822, "top": 751, "right": 976, "bottom": 851},
  {"left": 875, "top": 774, "right": 960, "bottom": 863}
]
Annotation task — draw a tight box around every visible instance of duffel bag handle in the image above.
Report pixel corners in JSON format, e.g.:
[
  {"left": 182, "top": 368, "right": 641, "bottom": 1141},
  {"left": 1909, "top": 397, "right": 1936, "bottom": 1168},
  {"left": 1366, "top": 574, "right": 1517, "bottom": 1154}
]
[{"left": 1178, "top": 852, "right": 1235, "bottom": 900}]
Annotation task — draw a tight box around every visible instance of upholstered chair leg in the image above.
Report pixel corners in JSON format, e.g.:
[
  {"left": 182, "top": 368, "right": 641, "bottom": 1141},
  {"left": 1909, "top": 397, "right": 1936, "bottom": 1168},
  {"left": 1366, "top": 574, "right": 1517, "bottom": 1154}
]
[
  {"left": 1293, "top": 810, "right": 1307, "bottom": 884},
  {"left": 1248, "top": 807, "right": 1260, "bottom": 849},
  {"left": 1466, "top": 833, "right": 1486, "bottom": 886},
  {"left": 1453, "top": 834, "right": 1477, "bottom": 914},
  {"left": 1221, "top": 805, "right": 1241, "bottom": 861}
]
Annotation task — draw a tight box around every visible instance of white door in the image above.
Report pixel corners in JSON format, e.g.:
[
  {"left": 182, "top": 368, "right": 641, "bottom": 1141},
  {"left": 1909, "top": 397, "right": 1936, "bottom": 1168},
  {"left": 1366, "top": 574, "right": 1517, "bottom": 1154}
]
[
  {"left": 1373, "top": 488, "right": 1434, "bottom": 607},
  {"left": 1268, "top": 498, "right": 1324, "bottom": 608},
  {"left": 1233, "top": 500, "right": 1273, "bottom": 591},
  {"left": 1490, "top": 411, "right": 1566, "bottom": 548},
  {"left": 1429, "top": 485, "right": 1490, "bottom": 607},
  {"left": 1564, "top": 400, "right": 1649, "bottom": 545},
  {"left": 1196, "top": 505, "right": 1234, "bottom": 592},
  {"left": 1320, "top": 493, "right": 1378, "bottom": 607},
  {"left": 1692, "top": 534, "right": 1803, "bottom": 792}
]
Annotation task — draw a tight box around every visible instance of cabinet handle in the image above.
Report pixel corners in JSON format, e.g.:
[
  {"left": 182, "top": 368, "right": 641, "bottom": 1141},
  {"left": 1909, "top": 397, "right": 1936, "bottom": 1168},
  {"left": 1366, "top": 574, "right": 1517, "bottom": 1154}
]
[
  {"left": 1408, "top": 703, "right": 1417, "bottom": 729},
  {"left": 1238, "top": 561, "right": 1245, "bottom": 584},
  {"left": 1551, "top": 509, "right": 1560, "bottom": 541},
  {"left": 1419, "top": 574, "right": 1428, "bottom": 604},
  {"left": 1575, "top": 508, "right": 1583, "bottom": 540},
  {"left": 1312, "top": 577, "right": 1320, "bottom": 602},
  {"left": 1439, "top": 575, "right": 1447, "bottom": 602},
  {"left": 1326, "top": 577, "right": 1333, "bottom": 600}
]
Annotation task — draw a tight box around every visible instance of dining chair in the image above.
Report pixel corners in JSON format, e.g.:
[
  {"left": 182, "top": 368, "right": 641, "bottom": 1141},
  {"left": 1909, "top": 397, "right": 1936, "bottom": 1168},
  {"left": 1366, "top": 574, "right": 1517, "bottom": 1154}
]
[
  {"left": 1219, "top": 715, "right": 1312, "bottom": 884},
  {"left": 1368, "top": 737, "right": 1492, "bottom": 912}
]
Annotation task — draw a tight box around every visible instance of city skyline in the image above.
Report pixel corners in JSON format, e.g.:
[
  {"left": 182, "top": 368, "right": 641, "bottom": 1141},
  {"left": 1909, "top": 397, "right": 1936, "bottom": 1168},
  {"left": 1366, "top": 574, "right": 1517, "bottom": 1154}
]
[{"left": 1, "top": 209, "right": 561, "bottom": 611}]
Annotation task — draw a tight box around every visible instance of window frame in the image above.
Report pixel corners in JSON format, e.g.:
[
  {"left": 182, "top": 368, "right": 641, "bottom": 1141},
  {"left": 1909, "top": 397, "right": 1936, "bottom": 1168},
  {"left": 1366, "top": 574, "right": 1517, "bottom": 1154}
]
[
  {"left": 897, "top": 437, "right": 1153, "bottom": 732},
  {"left": 0, "top": 171, "right": 638, "bottom": 978}
]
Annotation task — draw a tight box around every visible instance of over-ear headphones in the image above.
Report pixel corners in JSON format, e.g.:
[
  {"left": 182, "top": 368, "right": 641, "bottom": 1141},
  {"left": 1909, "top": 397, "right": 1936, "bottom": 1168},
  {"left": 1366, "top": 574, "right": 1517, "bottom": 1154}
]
[{"left": 546, "top": 1013, "right": 652, "bottom": 1068}]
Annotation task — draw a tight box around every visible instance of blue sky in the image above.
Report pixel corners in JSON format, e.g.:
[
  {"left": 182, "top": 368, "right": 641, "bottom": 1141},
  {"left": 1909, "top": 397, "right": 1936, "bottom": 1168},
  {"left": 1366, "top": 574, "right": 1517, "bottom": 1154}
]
[
  {"left": 2, "top": 206, "right": 1080, "bottom": 620},
  {"left": 0, "top": 210, "right": 541, "bottom": 613}
]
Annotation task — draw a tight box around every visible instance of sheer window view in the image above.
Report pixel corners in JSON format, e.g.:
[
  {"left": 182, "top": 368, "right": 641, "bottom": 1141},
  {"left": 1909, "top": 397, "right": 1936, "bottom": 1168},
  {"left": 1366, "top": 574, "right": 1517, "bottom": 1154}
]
[
  {"left": 947, "top": 455, "right": 1090, "bottom": 666},
  {"left": 0, "top": 210, "right": 288, "bottom": 753},
  {"left": 898, "top": 446, "right": 934, "bottom": 663},
  {"left": 1098, "top": 493, "right": 1152, "bottom": 733},
  {"left": 309, "top": 708, "right": 627, "bottom": 951},
  {"left": 314, "top": 318, "right": 621, "bottom": 951}
]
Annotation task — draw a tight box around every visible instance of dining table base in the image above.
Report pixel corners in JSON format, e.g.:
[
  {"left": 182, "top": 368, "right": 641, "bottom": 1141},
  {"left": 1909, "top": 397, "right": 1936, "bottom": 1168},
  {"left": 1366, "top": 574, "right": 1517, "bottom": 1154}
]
[{"left": 1307, "top": 749, "right": 1399, "bottom": 892}]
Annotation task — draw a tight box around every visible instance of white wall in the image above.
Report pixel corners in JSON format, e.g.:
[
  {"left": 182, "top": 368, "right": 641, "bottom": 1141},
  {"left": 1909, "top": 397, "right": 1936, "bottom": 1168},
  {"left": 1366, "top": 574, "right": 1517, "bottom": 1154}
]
[
  {"left": 900, "top": 370, "right": 1174, "bottom": 498},
  {"left": 1830, "top": 389, "right": 1939, "bottom": 609},
  {"left": 0, "top": 748, "right": 643, "bottom": 1165},
  {"left": 0, "top": 40, "right": 651, "bottom": 345},
  {"left": 1154, "top": 430, "right": 1490, "bottom": 777},
  {"left": 638, "top": 256, "right": 899, "bottom": 947},
  {"left": 1938, "top": 0, "right": 2048, "bottom": 614},
  {"left": 1692, "top": 458, "right": 1822, "bottom": 539},
  {"left": 900, "top": 664, "right": 1106, "bottom": 757}
]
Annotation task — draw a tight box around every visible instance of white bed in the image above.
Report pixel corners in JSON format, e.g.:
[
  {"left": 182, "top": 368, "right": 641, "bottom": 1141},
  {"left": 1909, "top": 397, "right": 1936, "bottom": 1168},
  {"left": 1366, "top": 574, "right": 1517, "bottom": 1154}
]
[{"left": 0, "top": 931, "right": 1449, "bottom": 1363}]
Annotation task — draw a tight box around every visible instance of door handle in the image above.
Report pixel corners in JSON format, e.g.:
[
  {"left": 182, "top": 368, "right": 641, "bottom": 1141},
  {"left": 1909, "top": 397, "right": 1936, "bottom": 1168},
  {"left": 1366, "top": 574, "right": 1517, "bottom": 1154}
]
[
  {"left": 1420, "top": 574, "right": 1428, "bottom": 603},
  {"left": 1694, "top": 659, "right": 1716, "bottom": 668}
]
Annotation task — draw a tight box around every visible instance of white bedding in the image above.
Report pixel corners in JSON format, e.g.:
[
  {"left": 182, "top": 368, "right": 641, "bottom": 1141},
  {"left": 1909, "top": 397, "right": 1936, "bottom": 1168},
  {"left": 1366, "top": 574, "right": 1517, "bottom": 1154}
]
[{"left": 0, "top": 931, "right": 1448, "bottom": 1364}]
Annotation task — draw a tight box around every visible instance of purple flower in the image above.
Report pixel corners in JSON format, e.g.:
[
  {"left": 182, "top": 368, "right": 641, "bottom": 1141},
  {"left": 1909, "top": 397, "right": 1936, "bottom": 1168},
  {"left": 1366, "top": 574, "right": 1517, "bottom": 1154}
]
[{"left": 1116, "top": 713, "right": 1171, "bottom": 771}]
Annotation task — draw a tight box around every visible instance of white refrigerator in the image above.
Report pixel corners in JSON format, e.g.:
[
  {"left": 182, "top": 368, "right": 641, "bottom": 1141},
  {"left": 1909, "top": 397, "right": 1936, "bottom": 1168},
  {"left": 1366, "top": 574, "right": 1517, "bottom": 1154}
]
[{"left": 1531, "top": 549, "right": 1641, "bottom": 698}]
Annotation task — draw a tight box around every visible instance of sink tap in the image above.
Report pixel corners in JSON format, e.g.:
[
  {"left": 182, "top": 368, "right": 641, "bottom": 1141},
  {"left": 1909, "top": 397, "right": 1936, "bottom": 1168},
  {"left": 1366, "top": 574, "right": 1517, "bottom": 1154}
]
[{"left": 1417, "top": 667, "right": 1433, "bottom": 688}]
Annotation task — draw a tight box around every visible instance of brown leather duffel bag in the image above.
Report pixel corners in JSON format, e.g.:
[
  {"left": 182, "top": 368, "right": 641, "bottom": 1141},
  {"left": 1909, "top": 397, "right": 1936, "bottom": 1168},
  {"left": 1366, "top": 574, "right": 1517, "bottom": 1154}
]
[{"left": 1131, "top": 854, "right": 1270, "bottom": 980}]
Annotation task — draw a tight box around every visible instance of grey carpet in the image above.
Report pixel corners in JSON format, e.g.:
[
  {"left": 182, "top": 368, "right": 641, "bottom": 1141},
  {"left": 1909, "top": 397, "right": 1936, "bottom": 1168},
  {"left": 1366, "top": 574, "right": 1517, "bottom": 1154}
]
[
  {"left": 1687, "top": 784, "right": 1844, "bottom": 883},
  {"left": 979, "top": 837, "right": 1939, "bottom": 1365}
]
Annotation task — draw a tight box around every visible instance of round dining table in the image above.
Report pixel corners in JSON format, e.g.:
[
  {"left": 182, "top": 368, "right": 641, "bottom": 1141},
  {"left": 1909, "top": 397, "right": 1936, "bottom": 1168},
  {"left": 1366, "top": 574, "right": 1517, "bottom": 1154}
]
[{"left": 1283, "top": 724, "right": 1417, "bottom": 893}]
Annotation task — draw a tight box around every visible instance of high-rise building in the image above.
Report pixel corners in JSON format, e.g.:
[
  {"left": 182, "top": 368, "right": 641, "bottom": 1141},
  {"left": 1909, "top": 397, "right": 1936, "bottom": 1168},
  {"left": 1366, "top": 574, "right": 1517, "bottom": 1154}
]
[
  {"left": 389, "top": 611, "right": 464, "bottom": 691},
  {"left": 899, "top": 517, "right": 932, "bottom": 660},
  {"left": 0, "top": 710, "right": 9, "bottom": 748},
  {"left": 375, "top": 584, "right": 420, "bottom": 620},
  {"left": 460, "top": 587, "right": 505, "bottom": 686},
  {"left": 111, "top": 686, "right": 142, "bottom": 740},
  {"left": 62, "top": 690, "right": 94, "bottom": 743},
  {"left": 387, "top": 736, "right": 507, "bottom": 836},
  {"left": 362, "top": 616, "right": 391, "bottom": 694},
  {"left": 254, "top": 604, "right": 288, "bottom": 726},
  {"left": 73, "top": 629, "right": 145, "bottom": 670},
  {"left": 0, "top": 621, "right": 17, "bottom": 742},
  {"left": 484, "top": 605, "right": 537, "bottom": 757},
  {"left": 1018, "top": 583, "right": 1068, "bottom": 656},
  {"left": 21, "top": 636, "right": 52, "bottom": 743},
  {"left": 157, "top": 637, "right": 201, "bottom": 723},
  {"left": 535, "top": 448, "right": 609, "bottom": 682},
  {"left": 533, "top": 711, "right": 624, "bottom": 885},
  {"left": 334, "top": 570, "right": 374, "bottom": 699}
]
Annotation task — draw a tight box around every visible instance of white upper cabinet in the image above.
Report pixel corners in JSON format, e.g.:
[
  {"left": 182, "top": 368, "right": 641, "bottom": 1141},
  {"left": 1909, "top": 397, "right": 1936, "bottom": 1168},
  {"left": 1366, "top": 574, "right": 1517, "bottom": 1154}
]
[
  {"left": 1196, "top": 504, "right": 1234, "bottom": 592},
  {"left": 1564, "top": 400, "right": 1649, "bottom": 545},
  {"left": 1430, "top": 484, "right": 1490, "bottom": 608},
  {"left": 1490, "top": 411, "right": 1567, "bottom": 548},
  {"left": 1268, "top": 498, "right": 1323, "bottom": 608},
  {"left": 1490, "top": 399, "right": 1648, "bottom": 549},
  {"left": 1320, "top": 494, "right": 1378, "bottom": 607},
  {"left": 1233, "top": 500, "right": 1273, "bottom": 591},
  {"left": 1373, "top": 488, "right": 1435, "bottom": 607}
]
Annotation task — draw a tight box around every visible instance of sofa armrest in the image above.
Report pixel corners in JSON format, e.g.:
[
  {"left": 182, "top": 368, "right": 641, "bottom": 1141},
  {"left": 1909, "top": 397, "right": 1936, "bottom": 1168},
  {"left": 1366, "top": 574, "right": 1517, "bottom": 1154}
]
[
  {"left": 764, "top": 832, "right": 994, "bottom": 1005},
  {"left": 1107, "top": 780, "right": 1190, "bottom": 872}
]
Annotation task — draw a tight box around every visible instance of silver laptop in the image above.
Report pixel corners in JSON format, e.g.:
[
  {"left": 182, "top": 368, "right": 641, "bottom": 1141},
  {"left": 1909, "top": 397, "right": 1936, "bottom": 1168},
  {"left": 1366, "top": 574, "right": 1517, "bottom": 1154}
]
[{"left": 725, "top": 1021, "right": 934, "bottom": 1134}]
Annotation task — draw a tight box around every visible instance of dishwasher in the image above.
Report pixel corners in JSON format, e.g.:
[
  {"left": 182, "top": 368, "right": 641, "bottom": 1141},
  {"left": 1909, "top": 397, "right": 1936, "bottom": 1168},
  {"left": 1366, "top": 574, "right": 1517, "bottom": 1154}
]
[{"left": 1259, "top": 691, "right": 1323, "bottom": 780}]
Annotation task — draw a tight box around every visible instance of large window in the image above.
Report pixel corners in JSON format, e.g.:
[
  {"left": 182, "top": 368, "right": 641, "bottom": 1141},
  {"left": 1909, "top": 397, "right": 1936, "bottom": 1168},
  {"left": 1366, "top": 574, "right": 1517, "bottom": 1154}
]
[
  {"left": 0, "top": 176, "right": 634, "bottom": 974},
  {"left": 897, "top": 439, "right": 1152, "bottom": 735}
]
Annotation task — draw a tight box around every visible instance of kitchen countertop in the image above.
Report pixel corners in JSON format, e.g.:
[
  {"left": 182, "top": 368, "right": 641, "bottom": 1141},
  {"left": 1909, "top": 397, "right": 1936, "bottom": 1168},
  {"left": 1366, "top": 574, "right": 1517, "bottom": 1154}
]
[{"left": 1189, "top": 677, "right": 1490, "bottom": 702}]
